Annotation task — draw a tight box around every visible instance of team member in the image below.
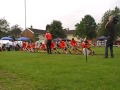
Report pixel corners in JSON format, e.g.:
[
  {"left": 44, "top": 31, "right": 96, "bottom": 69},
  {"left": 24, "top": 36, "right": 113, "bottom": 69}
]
[
  {"left": 51, "top": 40, "right": 60, "bottom": 54},
  {"left": 81, "top": 39, "right": 95, "bottom": 55},
  {"left": 40, "top": 42, "right": 46, "bottom": 53},
  {"left": 45, "top": 31, "right": 52, "bottom": 54},
  {"left": 22, "top": 41, "right": 27, "bottom": 51},
  {"left": 70, "top": 38, "right": 82, "bottom": 54},
  {"left": 26, "top": 42, "right": 32, "bottom": 52},
  {"left": 59, "top": 39, "right": 72, "bottom": 54},
  {"left": 31, "top": 42, "right": 38, "bottom": 52}
]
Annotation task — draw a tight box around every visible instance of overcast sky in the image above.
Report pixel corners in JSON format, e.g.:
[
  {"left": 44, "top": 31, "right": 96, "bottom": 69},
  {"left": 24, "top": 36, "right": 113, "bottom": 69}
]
[{"left": 0, "top": 0, "right": 120, "bottom": 30}]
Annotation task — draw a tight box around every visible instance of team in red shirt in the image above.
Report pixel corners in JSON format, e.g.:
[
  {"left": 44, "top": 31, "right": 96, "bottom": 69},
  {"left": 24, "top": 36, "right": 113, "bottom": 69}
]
[
  {"left": 59, "top": 39, "right": 72, "bottom": 54},
  {"left": 70, "top": 38, "right": 82, "bottom": 54},
  {"left": 45, "top": 31, "right": 52, "bottom": 54},
  {"left": 51, "top": 41, "right": 60, "bottom": 54},
  {"left": 81, "top": 39, "right": 96, "bottom": 55},
  {"left": 21, "top": 36, "right": 95, "bottom": 55}
]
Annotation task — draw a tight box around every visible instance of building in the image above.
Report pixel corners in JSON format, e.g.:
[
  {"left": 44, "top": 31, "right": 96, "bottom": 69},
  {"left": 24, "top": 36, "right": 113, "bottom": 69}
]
[
  {"left": 21, "top": 27, "right": 78, "bottom": 42},
  {"left": 64, "top": 29, "right": 78, "bottom": 40},
  {"left": 20, "top": 27, "right": 46, "bottom": 42}
]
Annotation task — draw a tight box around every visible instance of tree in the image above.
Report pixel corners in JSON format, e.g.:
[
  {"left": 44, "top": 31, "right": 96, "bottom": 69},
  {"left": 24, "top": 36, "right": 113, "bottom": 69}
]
[
  {"left": 98, "top": 7, "right": 120, "bottom": 37},
  {"left": 0, "top": 18, "right": 10, "bottom": 37},
  {"left": 9, "top": 24, "right": 22, "bottom": 38},
  {"left": 46, "top": 24, "right": 51, "bottom": 31},
  {"left": 48, "top": 20, "right": 66, "bottom": 39},
  {"left": 112, "top": 7, "right": 120, "bottom": 37},
  {"left": 0, "top": 18, "right": 10, "bottom": 33},
  {"left": 0, "top": 30, "right": 7, "bottom": 38},
  {"left": 75, "top": 15, "right": 97, "bottom": 39}
]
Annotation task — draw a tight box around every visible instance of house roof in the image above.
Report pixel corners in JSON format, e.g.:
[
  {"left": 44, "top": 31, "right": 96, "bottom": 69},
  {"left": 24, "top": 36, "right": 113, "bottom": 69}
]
[
  {"left": 22, "top": 28, "right": 76, "bottom": 35},
  {"left": 29, "top": 28, "right": 46, "bottom": 34},
  {"left": 64, "top": 30, "right": 76, "bottom": 34}
]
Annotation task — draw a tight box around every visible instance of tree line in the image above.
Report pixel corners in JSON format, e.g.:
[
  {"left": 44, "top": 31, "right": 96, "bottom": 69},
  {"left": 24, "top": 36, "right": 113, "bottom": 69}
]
[{"left": 0, "top": 7, "right": 120, "bottom": 40}]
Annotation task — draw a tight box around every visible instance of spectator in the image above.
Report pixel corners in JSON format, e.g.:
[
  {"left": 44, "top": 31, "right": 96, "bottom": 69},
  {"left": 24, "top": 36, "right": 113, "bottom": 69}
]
[{"left": 105, "top": 15, "right": 118, "bottom": 58}]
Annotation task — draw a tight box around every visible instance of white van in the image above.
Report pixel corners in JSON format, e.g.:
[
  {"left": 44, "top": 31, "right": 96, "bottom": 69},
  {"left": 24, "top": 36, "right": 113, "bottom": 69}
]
[{"left": 0, "top": 40, "right": 12, "bottom": 45}]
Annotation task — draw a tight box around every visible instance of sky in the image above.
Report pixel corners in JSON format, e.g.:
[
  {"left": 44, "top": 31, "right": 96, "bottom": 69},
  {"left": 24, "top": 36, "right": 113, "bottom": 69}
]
[{"left": 0, "top": 0, "right": 120, "bottom": 30}]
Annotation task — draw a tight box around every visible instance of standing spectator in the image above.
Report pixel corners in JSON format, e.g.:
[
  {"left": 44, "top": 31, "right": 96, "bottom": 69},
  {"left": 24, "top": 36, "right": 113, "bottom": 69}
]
[
  {"left": 6, "top": 42, "right": 10, "bottom": 51},
  {"left": 45, "top": 31, "right": 52, "bottom": 54},
  {"left": 105, "top": 15, "right": 118, "bottom": 58},
  {"left": 2, "top": 44, "right": 6, "bottom": 51},
  {"left": 0, "top": 43, "right": 2, "bottom": 51}
]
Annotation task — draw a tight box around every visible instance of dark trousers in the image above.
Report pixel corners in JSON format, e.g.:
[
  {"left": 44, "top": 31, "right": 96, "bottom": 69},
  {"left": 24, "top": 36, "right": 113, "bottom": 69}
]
[
  {"left": 46, "top": 40, "right": 52, "bottom": 54},
  {"left": 105, "top": 37, "right": 114, "bottom": 58}
]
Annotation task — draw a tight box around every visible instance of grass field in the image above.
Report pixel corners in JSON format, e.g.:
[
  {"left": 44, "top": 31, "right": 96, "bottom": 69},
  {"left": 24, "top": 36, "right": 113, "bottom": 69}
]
[{"left": 0, "top": 47, "right": 120, "bottom": 90}]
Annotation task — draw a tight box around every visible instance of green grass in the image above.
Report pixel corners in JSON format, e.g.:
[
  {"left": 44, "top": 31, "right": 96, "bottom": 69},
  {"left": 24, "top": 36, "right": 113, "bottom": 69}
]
[{"left": 0, "top": 47, "right": 120, "bottom": 90}]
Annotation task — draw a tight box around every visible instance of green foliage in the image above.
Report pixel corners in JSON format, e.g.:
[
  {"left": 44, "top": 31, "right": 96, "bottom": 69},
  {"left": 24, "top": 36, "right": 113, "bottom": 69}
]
[
  {"left": 46, "top": 24, "right": 51, "bottom": 31},
  {"left": 0, "top": 18, "right": 10, "bottom": 37},
  {"left": 98, "top": 7, "right": 120, "bottom": 37},
  {"left": 48, "top": 20, "right": 67, "bottom": 39},
  {"left": 75, "top": 15, "right": 97, "bottom": 39},
  {"left": 0, "top": 31, "right": 9, "bottom": 38},
  {"left": 9, "top": 24, "right": 22, "bottom": 38},
  {"left": 97, "top": 10, "right": 111, "bottom": 36},
  {"left": 0, "top": 18, "right": 10, "bottom": 33}
]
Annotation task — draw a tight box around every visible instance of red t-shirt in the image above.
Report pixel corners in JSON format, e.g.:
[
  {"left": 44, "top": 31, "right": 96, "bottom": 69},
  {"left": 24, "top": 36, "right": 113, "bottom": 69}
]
[
  {"left": 23, "top": 42, "right": 26, "bottom": 48},
  {"left": 27, "top": 43, "right": 31, "bottom": 49},
  {"left": 51, "top": 42, "right": 55, "bottom": 49},
  {"left": 70, "top": 40, "right": 78, "bottom": 47},
  {"left": 81, "top": 40, "right": 90, "bottom": 48},
  {"left": 41, "top": 43, "right": 46, "bottom": 50},
  {"left": 45, "top": 32, "right": 52, "bottom": 40},
  {"left": 32, "top": 43, "right": 36, "bottom": 48},
  {"left": 59, "top": 41, "right": 66, "bottom": 49}
]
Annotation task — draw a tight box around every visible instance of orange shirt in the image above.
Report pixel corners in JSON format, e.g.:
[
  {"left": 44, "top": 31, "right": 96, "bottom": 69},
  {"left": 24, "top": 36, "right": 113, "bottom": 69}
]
[
  {"left": 23, "top": 42, "right": 26, "bottom": 47},
  {"left": 32, "top": 43, "right": 36, "bottom": 48},
  {"left": 81, "top": 40, "right": 90, "bottom": 48},
  {"left": 27, "top": 43, "right": 31, "bottom": 49},
  {"left": 51, "top": 42, "right": 55, "bottom": 49},
  {"left": 59, "top": 41, "right": 66, "bottom": 49},
  {"left": 70, "top": 40, "right": 78, "bottom": 47},
  {"left": 41, "top": 43, "right": 46, "bottom": 50},
  {"left": 45, "top": 32, "right": 52, "bottom": 40}
]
